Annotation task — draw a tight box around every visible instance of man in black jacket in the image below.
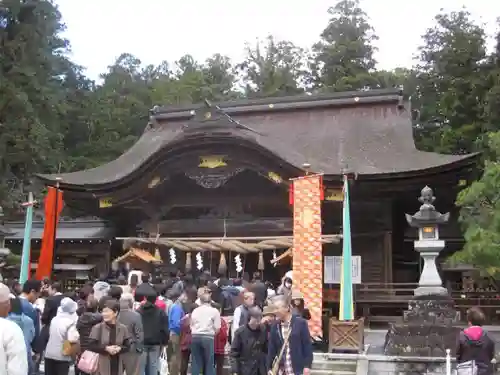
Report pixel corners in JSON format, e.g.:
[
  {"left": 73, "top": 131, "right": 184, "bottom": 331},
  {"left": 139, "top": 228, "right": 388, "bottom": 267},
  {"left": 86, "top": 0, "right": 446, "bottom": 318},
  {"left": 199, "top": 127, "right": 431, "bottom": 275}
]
[
  {"left": 138, "top": 292, "right": 169, "bottom": 375},
  {"left": 230, "top": 306, "right": 268, "bottom": 375},
  {"left": 41, "top": 282, "right": 64, "bottom": 326}
]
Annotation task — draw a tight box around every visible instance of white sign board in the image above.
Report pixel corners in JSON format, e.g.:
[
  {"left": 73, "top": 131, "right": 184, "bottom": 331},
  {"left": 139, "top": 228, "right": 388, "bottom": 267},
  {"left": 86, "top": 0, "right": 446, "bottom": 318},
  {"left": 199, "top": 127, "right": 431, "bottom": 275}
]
[{"left": 324, "top": 256, "right": 361, "bottom": 284}]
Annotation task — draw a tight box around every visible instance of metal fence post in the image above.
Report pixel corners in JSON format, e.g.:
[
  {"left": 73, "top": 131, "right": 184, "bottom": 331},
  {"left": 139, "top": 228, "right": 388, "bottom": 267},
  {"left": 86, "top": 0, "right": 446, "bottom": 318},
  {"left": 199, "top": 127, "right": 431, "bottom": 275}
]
[{"left": 445, "top": 348, "right": 452, "bottom": 375}]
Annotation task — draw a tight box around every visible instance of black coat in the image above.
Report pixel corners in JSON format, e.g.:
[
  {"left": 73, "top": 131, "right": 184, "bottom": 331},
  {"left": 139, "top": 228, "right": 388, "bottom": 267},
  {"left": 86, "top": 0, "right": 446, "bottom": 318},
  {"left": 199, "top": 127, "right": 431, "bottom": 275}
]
[
  {"left": 457, "top": 326, "right": 495, "bottom": 375},
  {"left": 76, "top": 312, "right": 103, "bottom": 352},
  {"left": 230, "top": 324, "right": 268, "bottom": 375},
  {"left": 41, "top": 294, "right": 65, "bottom": 325}
]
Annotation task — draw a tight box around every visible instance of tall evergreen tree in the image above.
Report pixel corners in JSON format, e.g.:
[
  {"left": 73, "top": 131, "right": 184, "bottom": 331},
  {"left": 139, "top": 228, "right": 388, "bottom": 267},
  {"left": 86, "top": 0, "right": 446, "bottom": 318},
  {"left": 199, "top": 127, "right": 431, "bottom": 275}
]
[
  {"left": 0, "top": 0, "right": 75, "bottom": 210},
  {"left": 413, "top": 10, "right": 488, "bottom": 154},
  {"left": 311, "top": 0, "right": 378, "bottom": 91}
]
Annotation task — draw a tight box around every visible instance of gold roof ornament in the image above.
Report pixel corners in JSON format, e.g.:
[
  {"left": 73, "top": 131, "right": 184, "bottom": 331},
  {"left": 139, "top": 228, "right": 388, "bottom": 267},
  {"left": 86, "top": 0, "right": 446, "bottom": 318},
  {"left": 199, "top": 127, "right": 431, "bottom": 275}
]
[
  {"left": 99, "top": 198, "right": 112, "bottom": 208},
  {"left": 198, "top": 156, "right": 227, "bottom": 169},
  {"left": 267, "top": 172, "right": 283, "bottom": 184},
  {"left": 325, "top": 189, "right": 344, "bottom": 202}
]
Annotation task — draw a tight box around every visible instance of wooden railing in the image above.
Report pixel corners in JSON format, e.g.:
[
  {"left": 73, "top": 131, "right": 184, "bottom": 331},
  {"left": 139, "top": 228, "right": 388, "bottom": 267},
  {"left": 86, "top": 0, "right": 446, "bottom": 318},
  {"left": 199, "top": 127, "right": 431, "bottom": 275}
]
[
  {"left": 323, "top": 284, "right": 500, "bottom": 323},
  {"left": 324, "top": 282, "right": 418, "bottom": 303}
]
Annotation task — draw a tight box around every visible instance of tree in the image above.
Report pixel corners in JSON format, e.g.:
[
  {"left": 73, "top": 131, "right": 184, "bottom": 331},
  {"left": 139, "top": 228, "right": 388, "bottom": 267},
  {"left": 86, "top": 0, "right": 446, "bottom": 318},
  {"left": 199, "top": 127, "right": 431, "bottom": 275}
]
[
  {"left": 478, "top": 22, "right": 500, "bottom": 158},
  {"left": 455, "top": 132, "right": 500, "bottom": 277},
  {"left": 237, "top": 36, "right": 308, "bottom": 98},
  {"left": 202, "top": 54, "right": 238, "bottom": 101},
  {"left": 413, "top": 10, "right": 488, "bottom": 154},
  {"left": 0, "top": 0, "right": 76, "bottom": 210},
  {"left": 311, "top": 0, "right": 378, "bottom": 91}
]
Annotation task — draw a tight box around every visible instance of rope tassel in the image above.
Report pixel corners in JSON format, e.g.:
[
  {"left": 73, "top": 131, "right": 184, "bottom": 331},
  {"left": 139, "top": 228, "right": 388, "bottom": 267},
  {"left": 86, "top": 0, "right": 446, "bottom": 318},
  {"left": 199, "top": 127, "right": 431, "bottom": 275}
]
[
  {"left": 218, "top": 252, "right": 227, "bottom": 275},
  {"left": 258, "top": 251, "right": 264, "bottom": 271}
]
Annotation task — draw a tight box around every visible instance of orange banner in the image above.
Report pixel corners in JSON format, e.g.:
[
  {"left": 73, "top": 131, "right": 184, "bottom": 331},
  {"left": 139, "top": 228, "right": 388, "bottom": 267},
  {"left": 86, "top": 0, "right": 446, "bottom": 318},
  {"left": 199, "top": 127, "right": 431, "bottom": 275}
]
[
  {"left": 292, "top": 174, "right": 323, "bottom": 337},
  {"left": 36, "top": 187, "right": 63, "bottom": 280}
]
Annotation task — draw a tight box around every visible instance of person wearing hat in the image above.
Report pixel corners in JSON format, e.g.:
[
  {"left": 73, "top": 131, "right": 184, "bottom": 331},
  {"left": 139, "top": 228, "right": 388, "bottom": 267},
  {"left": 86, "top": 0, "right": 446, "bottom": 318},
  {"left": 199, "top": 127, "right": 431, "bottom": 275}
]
[
  {"left": 44, "top": 297, "right": 80, "bottom": 375},
  {"left": 230, "top": 306, "right": 268, "bottom": 375},
  {"left": 291, "top": 290, "right": 311, "bottom": 320},
  {"left": 262, "top": 305, "right": 277, "bottom": 325},
  {"left": 0, "top": 282, "right": 28, "bottom": 375},
  {"left": 262, "top": 305, "right": 277, "bottom": 341}
]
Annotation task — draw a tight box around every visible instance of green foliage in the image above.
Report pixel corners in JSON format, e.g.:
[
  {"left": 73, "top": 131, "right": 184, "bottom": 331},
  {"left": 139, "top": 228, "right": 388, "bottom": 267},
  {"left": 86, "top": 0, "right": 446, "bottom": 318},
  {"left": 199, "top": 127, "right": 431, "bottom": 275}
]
[
  {"left": 311, "top": 0, "right": 379, "bottom": 91},
  {"left": 455, "top": 132, "right": 500, "bottom": 276},
  {"left": 413, "top": 10, "right": 488, "bottom": 154},
  {"left": 237, "top": 36, "right": 308, "bottom": 97}
]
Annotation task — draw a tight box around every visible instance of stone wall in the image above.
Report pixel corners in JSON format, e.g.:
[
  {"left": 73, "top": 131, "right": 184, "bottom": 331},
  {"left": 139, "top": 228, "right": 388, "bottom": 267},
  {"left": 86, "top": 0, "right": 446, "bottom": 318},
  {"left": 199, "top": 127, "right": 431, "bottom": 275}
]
[{"left": 366, "top": 355, "right": 452, "bottom": 375}]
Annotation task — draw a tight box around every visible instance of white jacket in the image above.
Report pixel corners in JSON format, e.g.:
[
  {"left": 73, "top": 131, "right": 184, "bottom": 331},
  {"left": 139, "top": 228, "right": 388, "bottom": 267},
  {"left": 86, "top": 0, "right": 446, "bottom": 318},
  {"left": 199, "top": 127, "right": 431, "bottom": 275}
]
[
  {"left": 44, "top": 311, "right": 79, "bottom": 362},
  {"left": 0, "top": 317, "right": 28, "bottom": 375}
]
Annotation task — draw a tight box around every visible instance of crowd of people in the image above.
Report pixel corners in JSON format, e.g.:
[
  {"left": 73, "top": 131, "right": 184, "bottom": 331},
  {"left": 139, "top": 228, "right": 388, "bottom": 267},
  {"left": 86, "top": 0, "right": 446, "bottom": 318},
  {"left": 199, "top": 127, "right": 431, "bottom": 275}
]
[
  {"left": 1, "top": 268, "right": 496, "bottom": 375},
  {"left": 0, "top": 270, "right": 314, "bottom": 375}
]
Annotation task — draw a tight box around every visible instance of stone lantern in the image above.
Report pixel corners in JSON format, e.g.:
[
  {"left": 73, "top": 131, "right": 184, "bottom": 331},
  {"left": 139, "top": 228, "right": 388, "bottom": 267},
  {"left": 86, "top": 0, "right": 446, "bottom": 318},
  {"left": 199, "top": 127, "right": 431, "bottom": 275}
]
[
  {"left": 405, "top": 185, "right": 449, "bottom": 296},
  {"left": 384, "top": 186, "right": 458, "bottom": 357}
]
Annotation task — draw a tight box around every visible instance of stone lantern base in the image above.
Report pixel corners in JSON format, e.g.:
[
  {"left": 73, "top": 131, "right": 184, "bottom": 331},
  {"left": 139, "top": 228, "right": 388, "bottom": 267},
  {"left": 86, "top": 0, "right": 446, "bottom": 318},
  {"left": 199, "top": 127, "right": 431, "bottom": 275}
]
[{"left": 384, "top": 294, "right": 460, "bottom": 357}]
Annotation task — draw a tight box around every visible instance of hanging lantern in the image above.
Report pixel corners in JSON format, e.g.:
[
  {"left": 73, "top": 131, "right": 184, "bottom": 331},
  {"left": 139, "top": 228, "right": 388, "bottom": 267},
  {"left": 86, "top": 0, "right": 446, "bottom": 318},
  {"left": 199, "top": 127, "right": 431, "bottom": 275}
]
[
  {"left": 185, "top": 252, "right": 192, "bottom": 271},
  {"left": 258, "top": 251, "right": 264, "bottom": 271}
]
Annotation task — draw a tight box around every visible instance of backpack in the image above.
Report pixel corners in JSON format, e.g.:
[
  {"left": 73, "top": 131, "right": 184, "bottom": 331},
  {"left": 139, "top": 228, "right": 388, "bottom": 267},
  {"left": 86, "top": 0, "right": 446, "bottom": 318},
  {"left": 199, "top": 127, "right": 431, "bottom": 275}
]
[
  {"left": 221, "top": 289, "right": 238, "bottom": 316},
  {"left": 140, "top": 306, "right": 169, "bottom": 346}
]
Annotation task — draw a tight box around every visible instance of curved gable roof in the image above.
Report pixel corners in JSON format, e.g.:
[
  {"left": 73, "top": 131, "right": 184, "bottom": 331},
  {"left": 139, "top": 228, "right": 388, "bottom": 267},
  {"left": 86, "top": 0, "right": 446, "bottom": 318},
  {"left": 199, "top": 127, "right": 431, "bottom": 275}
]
[{"left": 37, "top": 89, "right": 478, "bottom": 188}]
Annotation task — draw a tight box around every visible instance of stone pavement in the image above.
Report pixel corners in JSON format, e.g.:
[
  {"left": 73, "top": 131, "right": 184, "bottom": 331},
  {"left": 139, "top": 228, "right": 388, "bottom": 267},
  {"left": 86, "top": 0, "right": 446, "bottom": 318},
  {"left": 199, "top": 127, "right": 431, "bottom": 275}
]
[{"left": 38, "top": 326, "right": 500, "bottom": 374}]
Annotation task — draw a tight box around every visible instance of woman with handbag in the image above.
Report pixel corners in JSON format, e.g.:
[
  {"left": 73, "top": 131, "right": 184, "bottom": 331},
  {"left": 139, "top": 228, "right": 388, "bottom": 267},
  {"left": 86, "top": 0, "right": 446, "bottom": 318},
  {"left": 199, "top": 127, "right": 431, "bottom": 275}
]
[
  {"left": 86, "top": 299, "right": 132, "bottom": 375},
  {"left": 76, "top": 297, "right": 102, "bottom": 375},
  {"left": 44, "top": 297, "right": 80, "bottom": 375}
]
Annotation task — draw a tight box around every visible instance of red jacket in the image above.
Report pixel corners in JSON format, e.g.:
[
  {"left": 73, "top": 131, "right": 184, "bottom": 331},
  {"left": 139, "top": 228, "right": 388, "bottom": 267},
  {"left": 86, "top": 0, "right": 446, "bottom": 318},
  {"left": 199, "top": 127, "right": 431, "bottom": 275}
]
[
  {"left": 180, "top": 315, "right": 192, "bottom": 352},
  {"left": 214, "top": 318, "right": 228, "bottom": 354}
]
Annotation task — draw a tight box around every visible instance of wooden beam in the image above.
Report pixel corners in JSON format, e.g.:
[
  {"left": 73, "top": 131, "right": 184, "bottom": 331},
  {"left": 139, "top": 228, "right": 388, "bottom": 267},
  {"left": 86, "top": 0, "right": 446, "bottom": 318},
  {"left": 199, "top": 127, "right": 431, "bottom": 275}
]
[
  {"left": 271, "top": 248, "right": 293, "bottom": 264},
  {"left": 138, "top": 193, "right": 285, "bottom": 208}
]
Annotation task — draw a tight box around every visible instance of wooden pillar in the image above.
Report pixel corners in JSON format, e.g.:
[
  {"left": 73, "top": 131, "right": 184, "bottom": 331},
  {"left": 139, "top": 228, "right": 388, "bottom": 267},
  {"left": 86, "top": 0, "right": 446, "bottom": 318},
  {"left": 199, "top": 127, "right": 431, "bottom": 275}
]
[
  {"left": 292, "top": 175, "right": 322, "bottom": 337},
  {"left": 383, "top": 231, "right": 393, "bottom": 285}
]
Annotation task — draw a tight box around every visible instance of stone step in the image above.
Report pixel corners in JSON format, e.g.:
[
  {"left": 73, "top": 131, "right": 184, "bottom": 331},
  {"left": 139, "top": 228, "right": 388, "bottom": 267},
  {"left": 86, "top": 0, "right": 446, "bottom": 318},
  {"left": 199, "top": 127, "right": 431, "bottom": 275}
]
[
  {"left": 311, "top": 370, "right": 356, "bottom": 375},
  {"left": 187, "top": 359, "right": 358, "bottom": 373},
  {"left": 312, "top": 360, "right": 357, "bottom": 372}
]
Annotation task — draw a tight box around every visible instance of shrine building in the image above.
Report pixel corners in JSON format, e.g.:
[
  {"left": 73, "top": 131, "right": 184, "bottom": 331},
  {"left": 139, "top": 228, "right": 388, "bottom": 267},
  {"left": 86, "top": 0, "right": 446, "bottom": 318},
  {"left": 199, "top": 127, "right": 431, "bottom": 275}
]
[{"left": 35, "top": 88, "right": 480, "bottom": 321}]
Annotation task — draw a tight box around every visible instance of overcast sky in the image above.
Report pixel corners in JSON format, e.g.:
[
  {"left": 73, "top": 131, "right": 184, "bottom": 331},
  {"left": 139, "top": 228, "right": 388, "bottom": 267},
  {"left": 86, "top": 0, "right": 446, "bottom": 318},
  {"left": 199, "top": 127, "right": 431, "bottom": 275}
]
[{"left": 55, "top": 0, "right": 500, "bottom": 80}]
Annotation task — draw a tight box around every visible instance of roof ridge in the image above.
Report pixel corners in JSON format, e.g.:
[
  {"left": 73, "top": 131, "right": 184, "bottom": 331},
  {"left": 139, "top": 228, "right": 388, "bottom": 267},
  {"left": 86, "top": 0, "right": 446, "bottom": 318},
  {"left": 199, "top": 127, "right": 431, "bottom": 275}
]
[{"left": 150, "top": 88, "right": 403, "bottom": 117}]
